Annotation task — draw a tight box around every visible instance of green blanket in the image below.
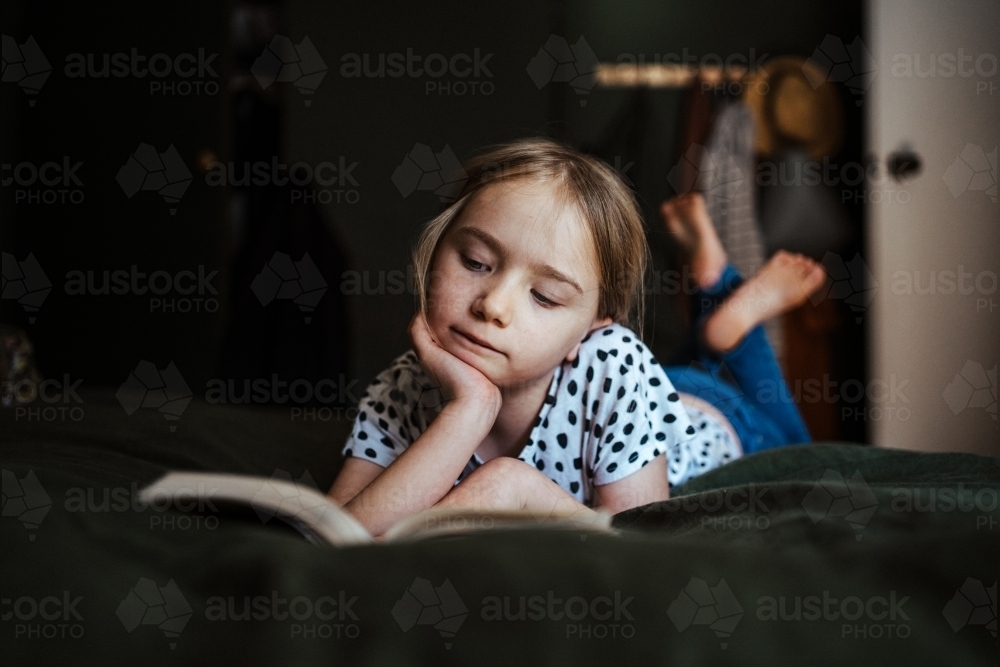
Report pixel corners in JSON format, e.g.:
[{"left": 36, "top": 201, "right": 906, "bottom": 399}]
[{"left": 2, "top": 390, "right": 997, "bottom": 665}]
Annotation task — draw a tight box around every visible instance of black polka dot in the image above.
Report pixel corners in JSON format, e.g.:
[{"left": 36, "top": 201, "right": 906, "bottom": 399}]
[
  {"left": 640, "top": 434, "right": 648, "bottom": 444},
  {"left": 374, "top": 402, "right": 385, "bottom": 413},
  {"left": 568, "top": 380, "right": 578, "bottom": 395},
  {"left": 649, "top": 377, "right": 661, "bottom": 386},
  {"left": 593, "top": 424, "right": 603, "bottom": 437},
  {"left": 628, "top": 452, "right": 639, "bottom": 463},
  {"left": 358, "top": 431, "right": 368, "bottom": 440},
  {"left": 603, "top": 378, "right": 612, "bottom": 393},
  {"left": 387, "top": 405, "right": 397, "bottom": 419},
  {"left": 623, "top": 336, "right": 631, "bottom": 342},
  {"left": 570, "top": 482, "right": 580, "bottom": 493},
  {"left": 617, "top": 386, "right": 626, "bottom": 399},
  {"left": 555, "top": 462, "right": 564, "bottom": 471},
  {"left": 623, "top": 423, "right": 634, "bottom": 435},
  {"left": 606, "top": 462, "right": 618, "bottom": 473},
  {"left": 359, "top": 411, "right": 367, "bottom": 422},
  {"left": 572, "top": 356, "right": 580, "bottom": 368},
  {"left": 378, "top": 418, "right": 388, "bottom": 430},
  {"left": 364, "top": 448, "right": 377, "bottom": 458},
  {"left": 667, "top": 392, "right": 679, "bottom": 402},
  {"left": 664, "top": 414, "right": 677, "bottom": 423},
  {"left": 592, "top": 399, "right": 600, "bottom": 414},
  {"left": 608, "top": 412, "right": 618, "bottom": 425},
  {"left": 568, "top": 411, "right": 577, "bottom": 425},
  {"left": 619, "top": 365, "right": 628, "bottom": 375},
  {"left": 650, "top": 402, "right": 657, "bottom": 410},
  {"left": 586, "top": 366, "right": 594, "bottom": 382},
  {"left": 345, "top": 448, "right": 353, "bottom": 457},
  {"left": 536, "top": 460, "right": 545, "bottom": 471},
  {"left": 543, "top": 417, "right": 549, "bottom": 428},
  {"left": 381, "top": 436, "right": 395, "bottom": 449},
  {"left": 625, "top": 354, "right": 633, "bottom": 365},
  {"left": 627, "top": 399, "right": 637, "bottom": 413},
  {"left": 538, "top": 440, "right": 547, "bottom": 451},
  {"left": 611, "top": 442, "right": 624, "bottom": 452},
  {"left": 573, "top": 457, "right": 583, "bottom": 469},
  {"left": 686, "top": 425, "right": 696, "bottom": 435},
  {"left": 655, "top": 432, "right": 666, "bottom": 441},
  {"left": 597, "top": 350, "right": 608, "bottom": 361},
  {"left": 603, "top": 329, "right": 613, "bottom": 336},
  {"left": 557, "top": 433, "right": 568, "bottom": 448},
  {"left": 545, "top": 395, "right": 556, "bottom": 405}
]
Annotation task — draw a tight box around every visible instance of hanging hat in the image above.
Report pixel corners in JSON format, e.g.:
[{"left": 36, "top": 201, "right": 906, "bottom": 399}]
[{"left": 743, "top": 56, "right": 845, "bottom": 160}]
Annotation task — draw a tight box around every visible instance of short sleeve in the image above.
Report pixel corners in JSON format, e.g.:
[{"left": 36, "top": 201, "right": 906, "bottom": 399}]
[
  {"left": 583, "top": 327, "right": 696, "bottom": 486},
  {"left": 341, "top": 351, "right": 434, "bottom": 468}
]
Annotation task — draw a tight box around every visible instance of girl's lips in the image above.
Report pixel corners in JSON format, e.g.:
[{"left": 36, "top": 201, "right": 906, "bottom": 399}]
[{"left": 452, "top": 327, "right": 503, "bottom": 355}]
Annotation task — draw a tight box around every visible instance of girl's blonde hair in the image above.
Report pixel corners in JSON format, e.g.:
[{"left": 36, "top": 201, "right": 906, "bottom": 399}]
[{"left": 412, "top": 138, "right": 649, "bottom": 336}]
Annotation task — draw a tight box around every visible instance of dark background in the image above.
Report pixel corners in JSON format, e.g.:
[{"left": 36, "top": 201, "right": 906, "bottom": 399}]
[{"left": 1, "top": 0, "right": 866, "bottom": 440}]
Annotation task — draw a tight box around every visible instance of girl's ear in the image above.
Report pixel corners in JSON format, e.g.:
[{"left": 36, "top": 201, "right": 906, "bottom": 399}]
[{"left": 566, "top": 317, "right": 614, "bottom": 362}]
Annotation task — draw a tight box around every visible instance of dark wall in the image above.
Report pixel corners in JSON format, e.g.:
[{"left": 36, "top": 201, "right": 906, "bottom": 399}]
[{"left": 2, "top": 0, "right": 864, "bottom": 435}]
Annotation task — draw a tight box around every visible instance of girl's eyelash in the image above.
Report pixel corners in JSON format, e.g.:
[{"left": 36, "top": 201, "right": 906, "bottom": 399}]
[
  {"left": 532, "top": 290, "right": 559, "bottom": 307},
  {"left": 462, "top": 255, "right": 488, "bottom": 271}
]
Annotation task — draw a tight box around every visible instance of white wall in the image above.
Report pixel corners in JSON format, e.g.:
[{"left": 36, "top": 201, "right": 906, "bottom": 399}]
[{"left": 869, "top": 0, "right": 999, "bottom": 454}]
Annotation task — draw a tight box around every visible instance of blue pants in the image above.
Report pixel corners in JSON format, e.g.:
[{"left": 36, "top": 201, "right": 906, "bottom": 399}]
[{"left": 663, "top": 264, "right": 811, "bottom": 454}]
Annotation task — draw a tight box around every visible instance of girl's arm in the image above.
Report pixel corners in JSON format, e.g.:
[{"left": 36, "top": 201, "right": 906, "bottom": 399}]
[
  {"left": 328, "top": 313, "right": 501, "bottom": 536},
  {"left": 433, "top": 456, "right": 603, "bottom": 524},
  {"left": 592, "top": 453, "right": 670, "bottom": 515}
]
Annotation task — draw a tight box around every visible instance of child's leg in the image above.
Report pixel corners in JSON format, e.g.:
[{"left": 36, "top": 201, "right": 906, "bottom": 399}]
[
  {"left": 661, "top": 193, "right": 822, "bottom": 448},
  {"left": 695, "top": 253, "right": 827, "bottom": 445}
]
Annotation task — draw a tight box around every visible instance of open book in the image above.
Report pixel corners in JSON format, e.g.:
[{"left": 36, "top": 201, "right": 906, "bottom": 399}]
[{"left": 139, "top": 471, "right": 615, "bottom": 547}]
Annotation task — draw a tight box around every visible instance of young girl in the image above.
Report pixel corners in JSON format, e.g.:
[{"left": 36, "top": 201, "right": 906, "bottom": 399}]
[{"left": 328, "top": 139, "right": 823, "bottom": 536}]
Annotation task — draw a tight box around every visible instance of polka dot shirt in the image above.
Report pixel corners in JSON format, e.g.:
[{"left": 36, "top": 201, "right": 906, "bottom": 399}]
[{"left": 342, "top": 323, "right": 737, "bottom": 505}]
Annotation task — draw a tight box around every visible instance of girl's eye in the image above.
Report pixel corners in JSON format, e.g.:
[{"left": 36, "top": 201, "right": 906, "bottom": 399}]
[
  {"left": 462, "top": 255, "right": 488, "bottom": 272},
  {"left": 532, "top": 290, "right": 559, "bottom": 308}
]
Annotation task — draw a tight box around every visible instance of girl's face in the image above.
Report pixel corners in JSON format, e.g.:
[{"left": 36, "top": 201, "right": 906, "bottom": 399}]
[{"left": 426, "top": 178, "right": 612, "bottom": 390}]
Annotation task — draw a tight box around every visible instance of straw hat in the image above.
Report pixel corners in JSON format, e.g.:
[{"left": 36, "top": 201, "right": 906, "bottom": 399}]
[{"left": 743, "top": 56, "right": 844, "bottom": 160}]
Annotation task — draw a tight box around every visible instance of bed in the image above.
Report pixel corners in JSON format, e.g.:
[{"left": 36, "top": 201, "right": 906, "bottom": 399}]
[{"left": 2, "top": 388, "right": 996, "bottom": 665}]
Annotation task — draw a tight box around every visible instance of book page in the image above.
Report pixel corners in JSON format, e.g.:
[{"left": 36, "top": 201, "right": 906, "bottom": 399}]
[
  {"left": 381, "top": 506, "right": 615, "bottom": 542},
  {"left": 139, "top": 471, "right": 374, "bottom": 547}
]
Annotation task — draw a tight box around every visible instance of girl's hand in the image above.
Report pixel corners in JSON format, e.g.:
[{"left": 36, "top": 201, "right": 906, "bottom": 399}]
[{"left": 408, "top": 312, "right": 502, "bottom": 419}]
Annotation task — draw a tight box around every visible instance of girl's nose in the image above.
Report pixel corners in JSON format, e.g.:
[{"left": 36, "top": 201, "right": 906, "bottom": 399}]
[{"left": 472, "top": 280, "right": 514, "bottom": 327}]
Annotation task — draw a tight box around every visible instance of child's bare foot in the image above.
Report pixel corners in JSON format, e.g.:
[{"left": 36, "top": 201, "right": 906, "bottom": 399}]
[
  {"left": 660, "top": 192, "right": 728, "bottom": 289},
  {"left": 703, "top": 251, "right": 827, "bottom": 353}
]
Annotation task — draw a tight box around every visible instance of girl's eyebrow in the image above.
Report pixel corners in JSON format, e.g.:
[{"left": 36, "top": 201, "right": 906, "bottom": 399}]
[{"left": 457, "top": 226, "right": 584, "bottom": 295}]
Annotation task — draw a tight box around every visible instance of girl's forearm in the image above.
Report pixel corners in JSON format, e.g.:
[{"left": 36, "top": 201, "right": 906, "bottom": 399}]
[{"left": 343, "top": 398, "right": 494, "bottom": 536}]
